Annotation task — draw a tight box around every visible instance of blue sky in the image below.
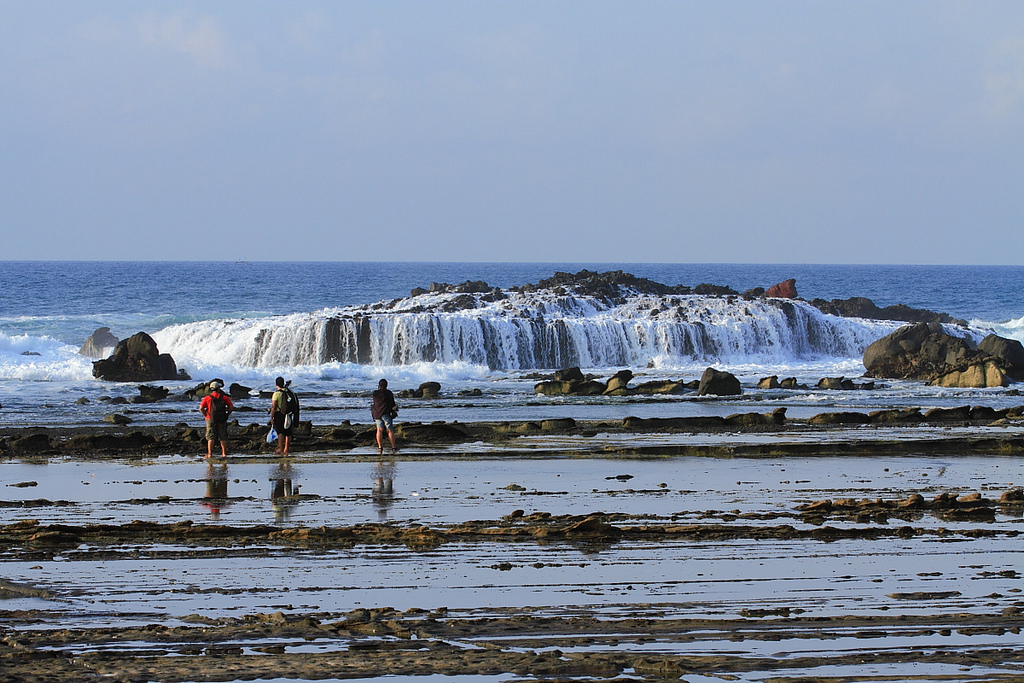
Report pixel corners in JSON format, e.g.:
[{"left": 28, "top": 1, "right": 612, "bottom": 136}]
[{"left": 1, "top": 1, "right": 1022, "bottom": 263}]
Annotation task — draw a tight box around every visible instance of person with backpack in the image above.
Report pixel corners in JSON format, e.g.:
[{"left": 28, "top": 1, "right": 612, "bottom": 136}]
[
  {"left": 371, "top": 378, "right": 399, "bottom": 455},
  {"left": 269, "top": 376, "right": 299, "bottom": 456},
  {"left": 199, "top": 380, "right": 234, "bottom": 459}
]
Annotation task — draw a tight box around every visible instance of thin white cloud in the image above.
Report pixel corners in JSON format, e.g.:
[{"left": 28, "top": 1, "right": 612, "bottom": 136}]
[
  {"left": 287, "top": 9, "right": 332, "bottom": 54},
  {"left": 984, "top": 37, "right": 1024, "bottom": 118},
  {"left": 137, "top": 12, "right": 230, "bottom": 68}
]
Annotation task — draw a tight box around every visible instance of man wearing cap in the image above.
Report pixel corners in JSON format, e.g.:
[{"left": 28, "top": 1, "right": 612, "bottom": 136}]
[{"left": 200, "top": 380, "right": 234, "bottom": 458}]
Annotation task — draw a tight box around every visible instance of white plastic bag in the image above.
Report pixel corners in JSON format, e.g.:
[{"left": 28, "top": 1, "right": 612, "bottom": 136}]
[
  {"left": 283, "top": 413, "right": 293, "bottom": 430},
  {"left": 266, "top": 427, "right": 278, "bottom": 443}
]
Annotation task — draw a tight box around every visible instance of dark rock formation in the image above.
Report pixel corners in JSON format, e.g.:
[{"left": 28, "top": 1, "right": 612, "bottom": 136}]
[
  {"left": 726, "top": 408, "right": 786, "bottom": 427},
  {"left": 92, "top": 332, "right": 187, "bottom": 382},
  {"left": 229, "top": 383, "right": 252, "bottom": 400},
  {"left": 397, "top": 382, "right": 443, "bottom": 398},
  {"left": 863, "top": 323, "right": 1018, "bottom": 387},
  {"left": 697, "top": 367, "right": 741, "bottom": 396},
  {"left": 418, "top": 382, "right": 442, "bottom": 398},
  {"left": 807, "top": 412, "right": 871, "bottom": 425},
  {"left": 632, "top": 380, "right": 688, "bottom": 394},
  {"left": 526, "top": 270, "right": 692, "bottom": 299},
  {"left": 816, "top": 377, "right": 875, "bottom": 390},
  {"left": 603, "top": 370, "right": 633, "bottom": 396},
  {"left": 394, "top": 423, "right": 468, "bottom": 443},
  {"left": 693, "top": 283, "right": 737, "bottom": 296},
  {"left": 80, "top": 327, "right": 120, "bottom": 358},
  {"left": 979, "top": 335, "right": 1024, "bottom": 381},
  {"left": 765, "top": 279, "right": 797, "bottom": 298},
  {"left": 534, "top": 368, "right": 604, "bottom": 396},
  {"left": 810, "top": 297, "right": 965, "bottom": 326},
  {"left": 186, "top": 380, "right": 224, "bottom": 400},
  {"left": 135, "top": 385, "right": 170, "bottom": 403}
]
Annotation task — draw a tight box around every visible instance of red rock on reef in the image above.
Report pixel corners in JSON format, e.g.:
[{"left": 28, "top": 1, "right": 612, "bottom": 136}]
[{"left": 765, "top": 278, "right": 798, "bottom": 298}]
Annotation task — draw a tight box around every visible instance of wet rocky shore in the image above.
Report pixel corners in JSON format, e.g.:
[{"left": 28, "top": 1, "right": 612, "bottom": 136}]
[
  {"left": 4, "top": 408, "right": 1024, "bottom": 682},
  {"left": 2, "top": 401, "right": 1023, "bottom": 460}
]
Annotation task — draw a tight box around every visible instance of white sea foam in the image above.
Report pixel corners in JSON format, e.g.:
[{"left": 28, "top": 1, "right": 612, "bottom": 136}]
[
  {"left": 0, "top": 331, "right": 94, "bottom": 381},
  {"left": 976, "top": 315, "right": 1024, "bottom": 344}
]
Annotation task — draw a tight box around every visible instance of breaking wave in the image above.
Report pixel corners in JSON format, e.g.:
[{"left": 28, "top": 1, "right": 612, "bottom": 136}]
[{"left": 154, "top": 287, "right": 912, "bottom": 373}]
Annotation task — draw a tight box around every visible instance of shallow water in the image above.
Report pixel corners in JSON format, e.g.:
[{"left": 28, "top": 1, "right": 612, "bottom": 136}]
[
  {"left": 4, "top": 450, "right": 1024, "bottom": 527},
  {"left": 4, "top": 446, "right": 1024, "bottom": 682}
]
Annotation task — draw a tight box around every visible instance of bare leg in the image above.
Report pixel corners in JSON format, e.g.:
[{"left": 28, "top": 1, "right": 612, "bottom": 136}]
[
  {"left": 220, "top": 440, "right": 228, "bottom": 458},
  {"left": 388, "top": 428, "right": 397, "bottom": 453},
  {"left": 376, "top": 427, "right": 385, "bottom": 454},
  {"left": 206, "top": 439, "right": 213, "bottom": 459}
]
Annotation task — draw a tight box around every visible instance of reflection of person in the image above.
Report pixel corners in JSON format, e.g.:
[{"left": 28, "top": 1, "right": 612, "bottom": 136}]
[
  {"left": 372, "top": 459, "right": 396, "bottom": 521},
  {"left": 269, "top": 376, "right": 297, "bottom": 456},
  {"left": 371, "top": 378, "right": 398, "bottom": 454},
  {"left": 270, "top": 462, "right": 299, "bottom": 523},
  {"left": 199, "top": 380, "right": 234, "bottom": 459},
  {"left": 201, "top": 463, "right": 229, "bottom": 519}
]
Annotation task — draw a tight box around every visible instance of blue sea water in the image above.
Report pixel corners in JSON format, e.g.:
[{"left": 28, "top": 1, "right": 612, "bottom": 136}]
[{"left": 1, "top": 261, "right": 1022, "bottom": 428}]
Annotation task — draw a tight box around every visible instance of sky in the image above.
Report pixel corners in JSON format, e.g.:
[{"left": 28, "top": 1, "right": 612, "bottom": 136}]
[{"left": 1, "top": 1, "right": 1022, "bottom": 264}]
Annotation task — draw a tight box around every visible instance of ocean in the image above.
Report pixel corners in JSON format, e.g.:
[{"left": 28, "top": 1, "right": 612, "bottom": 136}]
[{"left": 1, "top": 261, "right": 1022, "bottom": 429}]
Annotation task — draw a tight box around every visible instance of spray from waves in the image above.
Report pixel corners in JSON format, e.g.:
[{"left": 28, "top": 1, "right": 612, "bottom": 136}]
[
  {"left": 153, "top": 288, "right": 916, "bottom": 375},
  {"left": 973, "top": 315, "right": 1024, "bottom": 345},
  {"left": 0, "top": 332, "right": 94, "bottom": 381}
]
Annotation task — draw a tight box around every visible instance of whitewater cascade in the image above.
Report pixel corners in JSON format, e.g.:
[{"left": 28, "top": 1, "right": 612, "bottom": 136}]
[{"left": 153, "top": 286, "right": 909, "bottom": 371}]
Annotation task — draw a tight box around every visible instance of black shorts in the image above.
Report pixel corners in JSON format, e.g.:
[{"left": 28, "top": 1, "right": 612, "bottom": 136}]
[{"left": 272, "top": 414, "right": 293, "bottom": 437}]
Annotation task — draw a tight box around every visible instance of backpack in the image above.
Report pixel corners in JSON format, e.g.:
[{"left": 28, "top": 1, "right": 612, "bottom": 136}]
[
  {"left": 210, "top": 392, "right": 230, "bottom": 424},
  {"left": 282, "top": 389, "right": 300, "bottom": 428}
]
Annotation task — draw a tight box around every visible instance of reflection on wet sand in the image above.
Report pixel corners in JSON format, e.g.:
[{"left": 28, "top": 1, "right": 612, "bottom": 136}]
[
  {"left": 373, "top": 459, "right": 396, "bottom": 520},
  {"left": 201, "top": 463, "right": 230, "bottom": 519},
  {"left": 270, "top": 461, "right": 300, "bottom": 523}
]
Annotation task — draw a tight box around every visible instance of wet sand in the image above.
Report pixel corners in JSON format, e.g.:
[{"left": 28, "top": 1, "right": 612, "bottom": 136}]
[{"left": 3, "top": 409, "right": 1024, "bottom": 682}]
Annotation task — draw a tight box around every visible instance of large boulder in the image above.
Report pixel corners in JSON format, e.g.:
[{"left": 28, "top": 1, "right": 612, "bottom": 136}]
[
  {"left": 697, "top": 367, "right": 742, "bottom": 396},
  {"left": 92, "top": 332, "right": 186, "bottom": 382},
  {"left": 863, "top": 323, "right": 1018, "bottom": 387},
  {"left": 978, "top": 335, "right": 1024, "bottom": 381},
  {"left": 863, "top": 323, "right": 973, "bottom": 380},
  {"left": 80, "top": 327, "right": 119, "bottom": 358}
]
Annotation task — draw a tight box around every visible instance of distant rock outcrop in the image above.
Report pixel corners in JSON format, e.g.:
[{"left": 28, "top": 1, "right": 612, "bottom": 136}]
[
  {"left": 811, "top": 297, "right": 965, "bottom": 326},
  {"left": 92, "top": 332, "right": 187, "bottom": 382},
  {"left": 863, "top": 323, "right": 1021, "bottom": 388},
  {"left": 80, "top": 327, "right": 119, "bottom": 358}
]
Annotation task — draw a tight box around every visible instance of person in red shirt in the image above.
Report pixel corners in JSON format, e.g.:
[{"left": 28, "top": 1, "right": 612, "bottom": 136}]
[{"left": 199, "top": 380, "right": 234, "bottom": 458}]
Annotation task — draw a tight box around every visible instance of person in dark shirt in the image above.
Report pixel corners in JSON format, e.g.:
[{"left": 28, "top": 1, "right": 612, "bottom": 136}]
[{"left": 371, "top": 378, "right": 398, "bottom": 454}]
